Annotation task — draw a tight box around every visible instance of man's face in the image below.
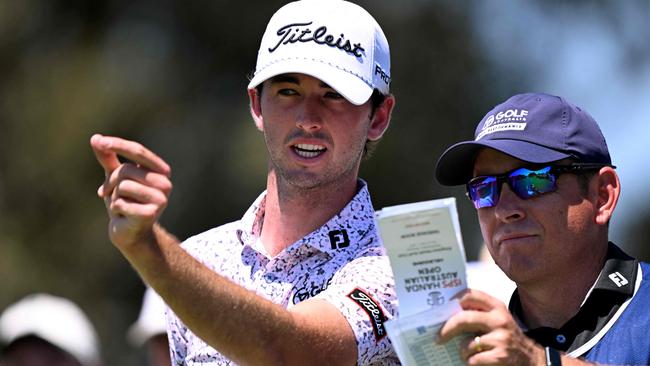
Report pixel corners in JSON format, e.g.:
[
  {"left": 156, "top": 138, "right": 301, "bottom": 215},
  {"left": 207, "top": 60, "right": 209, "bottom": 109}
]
[
  {"left": 249, "top": 73, "right": 391, "bottom": 190},
  {"left": 473, "top": 148, "right": 599, "bottom": 287}
]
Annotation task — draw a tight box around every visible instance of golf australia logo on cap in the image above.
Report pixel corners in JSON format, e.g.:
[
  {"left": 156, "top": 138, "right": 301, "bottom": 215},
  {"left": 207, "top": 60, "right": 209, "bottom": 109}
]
[
  {"left": 268, "top": 22, "right": 365, "bottom": 58},
  {"left": 476, "top": 109, "right": 528, "bottom": 140}
]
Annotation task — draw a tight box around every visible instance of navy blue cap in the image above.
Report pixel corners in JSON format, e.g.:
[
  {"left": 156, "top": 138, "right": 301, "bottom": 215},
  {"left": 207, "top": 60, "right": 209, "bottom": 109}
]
[{"left": 435, "top": 92, "right": 612, "bottom": 186}]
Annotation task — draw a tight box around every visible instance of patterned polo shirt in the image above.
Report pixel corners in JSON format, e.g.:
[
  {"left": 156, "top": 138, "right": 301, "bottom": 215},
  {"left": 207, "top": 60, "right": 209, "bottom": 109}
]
[{"left": 167, "top": 181, "right": 399, "bottom": 365}]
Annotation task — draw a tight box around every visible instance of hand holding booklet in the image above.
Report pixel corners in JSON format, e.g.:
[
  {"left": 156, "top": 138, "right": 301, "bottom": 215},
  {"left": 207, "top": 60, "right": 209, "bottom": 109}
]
[{"left": 376, "top": 198, "right": 469, "bottom": 365}]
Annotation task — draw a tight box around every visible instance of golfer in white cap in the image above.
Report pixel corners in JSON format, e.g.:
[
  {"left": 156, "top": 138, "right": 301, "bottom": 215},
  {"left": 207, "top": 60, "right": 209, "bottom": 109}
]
[
  {"left": 90, "top": 0, "right": 397, "bottom": 364},
  {"left": 0, "top": 293, "right": 101, "bottom": 366}
]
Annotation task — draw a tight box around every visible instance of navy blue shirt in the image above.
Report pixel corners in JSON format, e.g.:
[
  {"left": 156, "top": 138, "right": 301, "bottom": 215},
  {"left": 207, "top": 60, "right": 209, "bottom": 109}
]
[{"left": 510, "top": 242, "right": 650, "bottom": 365}]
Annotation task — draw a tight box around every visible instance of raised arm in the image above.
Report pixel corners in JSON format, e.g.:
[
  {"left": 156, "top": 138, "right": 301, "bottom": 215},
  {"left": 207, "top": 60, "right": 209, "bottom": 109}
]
[{"left": 90, "top": 134, "right": 358, "bottom": 365}]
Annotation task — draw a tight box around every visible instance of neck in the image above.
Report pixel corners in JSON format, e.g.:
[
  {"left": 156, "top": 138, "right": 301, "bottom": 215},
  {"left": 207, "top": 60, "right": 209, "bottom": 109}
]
[
  {"left": 517, "top": 241, "right": 608, "bottom": 329},
  {"left": 259, "top": 170, "right": 359, "bottom": 257}
]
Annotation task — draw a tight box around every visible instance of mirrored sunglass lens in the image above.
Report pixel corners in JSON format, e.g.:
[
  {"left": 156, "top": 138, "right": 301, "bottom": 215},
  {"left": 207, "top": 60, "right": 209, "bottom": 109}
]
[
  {"left": 469, "top": 176, "right": 498, "bottom": 208},
  {"left": 509, "top": 167, "right": 556, "bottom": 199}
]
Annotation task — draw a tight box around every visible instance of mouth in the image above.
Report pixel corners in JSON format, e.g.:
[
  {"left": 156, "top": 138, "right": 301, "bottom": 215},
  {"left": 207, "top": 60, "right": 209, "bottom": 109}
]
[
  {"left": 497, "top": 233, "right": 537, "bottom": 245},
  {"left": 292, "top": 143, "right": 327, "bottom": 158}
]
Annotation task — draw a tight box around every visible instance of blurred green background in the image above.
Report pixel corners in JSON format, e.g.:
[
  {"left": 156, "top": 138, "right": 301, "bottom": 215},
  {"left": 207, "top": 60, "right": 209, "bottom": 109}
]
[{"left": 1, "top": 0, "right": 648, "bottom": 364}]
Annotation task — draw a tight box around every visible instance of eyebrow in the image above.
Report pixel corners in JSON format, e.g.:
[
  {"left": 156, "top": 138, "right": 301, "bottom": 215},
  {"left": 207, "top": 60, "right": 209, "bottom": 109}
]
[{"left": 268, "top": 74, "right": 333, "bottom": 89}]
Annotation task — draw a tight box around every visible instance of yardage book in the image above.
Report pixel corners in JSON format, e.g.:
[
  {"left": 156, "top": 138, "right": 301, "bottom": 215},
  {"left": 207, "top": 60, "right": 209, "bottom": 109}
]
[{"left": 376, "top": 198, "right": 468, "bottom": 366}]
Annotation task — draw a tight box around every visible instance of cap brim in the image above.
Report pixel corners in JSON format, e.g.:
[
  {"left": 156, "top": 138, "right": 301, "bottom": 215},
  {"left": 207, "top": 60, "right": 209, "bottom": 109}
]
[
  {"left": 247, "top": 60, "right": 373, "bottom": 106},
  {"left": 435, "top": 139, "right": 572, "bottom": 186}
]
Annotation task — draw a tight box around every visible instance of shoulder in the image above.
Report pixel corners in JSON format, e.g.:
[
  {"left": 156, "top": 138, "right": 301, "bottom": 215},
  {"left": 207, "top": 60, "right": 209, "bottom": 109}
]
[{"left": 181, "top": 220, "right": 241, "bottom": 252}]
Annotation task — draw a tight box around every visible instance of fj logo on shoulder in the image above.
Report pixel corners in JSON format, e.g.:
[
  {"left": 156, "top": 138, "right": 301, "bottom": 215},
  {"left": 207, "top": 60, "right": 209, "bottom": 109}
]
[
  {"left": 328, "top": 229, "right": 350, "bottom": 250},
  {"left": 608, "top": 271, "right": 629, "bottom": 287}
]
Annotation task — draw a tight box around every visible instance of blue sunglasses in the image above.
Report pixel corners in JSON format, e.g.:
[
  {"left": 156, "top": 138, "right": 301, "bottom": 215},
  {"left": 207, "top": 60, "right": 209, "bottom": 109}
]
[{"left": 466, "top": 163, "right": 613, "bottom": 209}]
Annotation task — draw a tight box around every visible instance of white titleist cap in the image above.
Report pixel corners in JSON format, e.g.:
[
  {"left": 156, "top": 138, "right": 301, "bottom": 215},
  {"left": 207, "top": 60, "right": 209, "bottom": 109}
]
[
  {"left": 127, "top": 287, "right": 167, "bottom": 347},
  {"left": 248, "top": 0, "right": 391, "bottom": 105},
  {"left": 0, "top": 293, "right": 100, "bottom": 365}
]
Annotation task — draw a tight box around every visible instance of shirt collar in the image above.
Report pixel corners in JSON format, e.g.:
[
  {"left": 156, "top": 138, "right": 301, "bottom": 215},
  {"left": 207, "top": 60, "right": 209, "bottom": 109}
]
[
  {"left": 238, "top": 180, "right": 376, "bottom": 256},
  {"left": 509, "top": 242, "right": 638, "bottom": 351},
  {"left": 510, "top": 242, "right": 638, "bottom": 322},
  {"left": 590, "top": 242, "right": 637, "bottom": 295}
]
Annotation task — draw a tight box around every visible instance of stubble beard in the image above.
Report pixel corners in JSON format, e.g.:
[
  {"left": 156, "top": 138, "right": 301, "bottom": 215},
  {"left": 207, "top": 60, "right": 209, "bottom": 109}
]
[
  {"left": 270, "top": 148, "right": 363, "bottom": 193},
  {"left": 265, "top": 117, "right": 371, "bottom": 194}
]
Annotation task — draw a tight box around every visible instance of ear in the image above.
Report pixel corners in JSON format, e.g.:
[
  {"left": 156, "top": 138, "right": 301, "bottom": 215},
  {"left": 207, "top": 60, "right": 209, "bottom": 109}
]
[
  {"left": 248, "top": 87, "right": 264, "bottom": 132},
  {"left": 594, "top": 166, "right": 620, "bottom": 226},
  {"left": 367, "top": 94, "right": 395, "bottom": 141}
]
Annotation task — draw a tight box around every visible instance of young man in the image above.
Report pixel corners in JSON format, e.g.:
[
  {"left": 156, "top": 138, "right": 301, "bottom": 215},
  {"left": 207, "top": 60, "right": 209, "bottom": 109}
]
[
  {"left": 435, "top": 93, "right": 650, "bottom": 365},
  {"left": 90, "top": 1, "right": 397, "bottom": 364}
]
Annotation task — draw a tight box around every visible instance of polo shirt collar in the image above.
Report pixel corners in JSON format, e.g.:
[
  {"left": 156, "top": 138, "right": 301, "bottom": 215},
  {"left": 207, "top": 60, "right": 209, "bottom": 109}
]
[
  {"left": 509, "top": 242, "right": 638, "bottom": 353},
  {"left": 238, "top": 180, "right": 376, "bottom": 256}
]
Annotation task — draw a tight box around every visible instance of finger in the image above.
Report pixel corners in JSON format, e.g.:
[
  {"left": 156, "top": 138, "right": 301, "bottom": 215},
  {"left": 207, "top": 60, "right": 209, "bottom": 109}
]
[
  {"left": 114, "top": 179, "right": 169, "bottom": 207},
  {"left": 90, "top": 134, "right": 121, "bottom": 176},
  {"left": 109, "top": 196, "right": 164, "bottom": 222},
  {"left": 466, "top": 348, "right": 504, "bottom": 366},
  {"left": 91, "top": 135, "right": 171, "bottom": 176},
  {"left": 438, "top": 310, "right": 493, "bottom": 342},
  {"left": 459, "top": 289, "right": 507, "bottom": 312},
  {"left": 102, "top": 163, "right": 172, "bottom": 198},
  {"left": 460, "top": 334, "right": 493, "bottom": 362}
]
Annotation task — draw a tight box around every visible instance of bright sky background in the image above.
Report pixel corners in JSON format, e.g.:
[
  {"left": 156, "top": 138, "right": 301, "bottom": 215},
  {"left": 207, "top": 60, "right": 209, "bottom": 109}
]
[{"left": 471, "top": 1, "right": 650, "bottom": 246}]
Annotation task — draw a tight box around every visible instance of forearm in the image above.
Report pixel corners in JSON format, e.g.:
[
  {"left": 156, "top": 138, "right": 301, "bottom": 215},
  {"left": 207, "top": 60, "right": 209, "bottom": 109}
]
[{"left": 119, "top": 224, "right": 354, "bottom": 366}]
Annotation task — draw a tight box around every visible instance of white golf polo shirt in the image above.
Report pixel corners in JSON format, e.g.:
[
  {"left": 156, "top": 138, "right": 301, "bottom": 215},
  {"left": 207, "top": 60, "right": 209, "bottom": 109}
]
[{"left": 167, "top": 181, "right": 399, "bottom": 365}]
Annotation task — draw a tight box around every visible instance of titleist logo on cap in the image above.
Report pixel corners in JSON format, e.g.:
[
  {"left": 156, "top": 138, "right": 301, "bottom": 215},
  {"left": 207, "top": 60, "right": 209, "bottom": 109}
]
[{"left": 268, "top": 22, "right": 365, "bottom": 58}]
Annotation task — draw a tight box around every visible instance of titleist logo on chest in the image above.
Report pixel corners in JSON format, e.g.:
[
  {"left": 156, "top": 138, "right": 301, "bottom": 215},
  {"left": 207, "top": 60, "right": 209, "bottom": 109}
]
[{"left": 268, "top": 22, "right": 365, "bottom": 58}]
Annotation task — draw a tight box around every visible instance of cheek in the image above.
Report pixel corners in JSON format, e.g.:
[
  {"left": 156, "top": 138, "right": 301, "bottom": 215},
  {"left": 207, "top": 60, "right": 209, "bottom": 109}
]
[
  {"left": 565, "top": 202, "right": 594, "bottom": 234},
  {"left": 330, "top": 117, "right": 369, "bottom": 147},
  {"left": 477, "top": 210, "right": 495, "bottom": 243}
]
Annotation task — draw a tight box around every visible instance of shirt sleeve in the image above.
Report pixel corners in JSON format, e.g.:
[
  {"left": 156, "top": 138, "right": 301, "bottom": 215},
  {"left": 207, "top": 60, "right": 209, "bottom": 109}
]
[
  {"left": 315, "top": 253, "right": 400, "bottom": 365},
  {"left": 165, "top": 306, "right": 188, "bottom": 365}
]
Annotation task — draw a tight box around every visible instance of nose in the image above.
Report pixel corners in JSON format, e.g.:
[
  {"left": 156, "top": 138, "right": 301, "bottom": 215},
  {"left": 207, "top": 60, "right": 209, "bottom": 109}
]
[
  {"left": 494, "top": 182, "right": 525, "bottom": 223},
  {"left": 295, "top": 95, "right": 323, "bottom": 132}
]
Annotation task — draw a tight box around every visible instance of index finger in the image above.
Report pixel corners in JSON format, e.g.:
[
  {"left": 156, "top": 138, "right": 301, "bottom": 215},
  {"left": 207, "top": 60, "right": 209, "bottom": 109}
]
[
  {"left": 438, "top": 310, "right": 491, "bottom": 343},
  {"left": 90, "top": 134, "right": 121, "bottom": 176},
  {"left": 90, "top": 134, "right": 171, "bottom": 177},
  {"left": 458, "top": 289, "right": 507, "bottom": 312}
]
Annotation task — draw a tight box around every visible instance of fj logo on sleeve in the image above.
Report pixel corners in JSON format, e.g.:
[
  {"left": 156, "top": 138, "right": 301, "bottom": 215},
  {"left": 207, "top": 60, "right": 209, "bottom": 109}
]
[
  {"left": 328, "top": 229, "right": 350, "bottom": 250},
  {"left": 608, "top": 271, "right": 629, "bottom": 287}
]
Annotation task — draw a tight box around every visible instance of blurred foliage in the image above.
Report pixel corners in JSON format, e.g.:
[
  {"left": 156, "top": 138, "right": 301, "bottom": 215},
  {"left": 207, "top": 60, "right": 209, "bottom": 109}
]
[{"left": 0, "top": 1, "right": 648, "bottom": 364}]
